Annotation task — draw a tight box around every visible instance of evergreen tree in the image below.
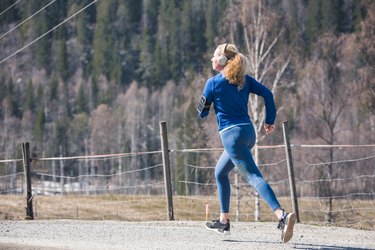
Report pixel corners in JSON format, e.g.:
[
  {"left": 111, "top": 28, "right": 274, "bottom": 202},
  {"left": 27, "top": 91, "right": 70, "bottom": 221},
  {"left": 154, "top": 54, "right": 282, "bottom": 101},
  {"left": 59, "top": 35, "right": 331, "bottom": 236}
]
[
  {"left": 34, "top": 86, "right": 45, "bottom": 143},
  {"left": 6, "top": 79, "right": 19, "bottom": 117},
  {"left": 0, "top": 0, "right": 20, "bottom": 24},
  {"left": 92, "top": 0, "right": 113, "bottom": 79},
  {"left": 286, "top": 0, "right": 300, "bottom": 46},
  {"left": 138, "top": 0, "right": 160, "bottom": 85},
  {"left": 321, "top": 0, "right": 340, "bottom": 35},
  {"left": 108, "top": 1, "right": 121, "bottom": 83},
  {"left": 111, "top": 0, "right": 143, "bottom": 84},
  {"left": 18, "top": 1, "right": 33, "bottom": 41},
  {"left": 77, "top": 84, "right": 88, "bottom": 114},
  {"left": 153, "top": 41, "right": 168, "bottom": 85},
  {"left": 77, "top": 3, "right": 91, "bottom": 45},
  {"left": 337, "top": 0, "right": 358, "bottom": 33},
  {"left": 69, "top": 113, "right": 89, "bottom": 155},
  {"left": 54, "top": 118, "right": 69, "bottom": 155},
  {"left": 48, "top": 0, "right": 67, "bottom": 28},
  {"left": 91, "top": 75, "right": 99, "bottom": 109},
  {"left": 50, "top": 78, "right": 59, "bottom": 101},
  {"left": 143, "top": 0, "right": 159, "bottom": 34},
  {"left": 205, "top": 0, "right": 218, "bottom": 51},
  {"left": 167, "top": 1, "right": 181, "bottom": 81},
  {"left": 154, "top": 0, "right": 181, "bottom": 82},
  {"left": 353, "top": 0, "right": 365, "bottom": 32},
  {"left": 24, "top": 80, "right": 35, "bottom": 112},
  {"left": 32, "top": 2, "right": 52, "bottom": 72},
  {"left": 57, "top": 27, "right": 69, "bottom": 82},
  {"left": 0, "top": 77, "right": 4, "bottom": 104},
  {"left": 306, "top": 0, "right": 322, "bottom": 56},
  {"left": 204, "top": 0, "right": 227, "bottom": 50},
  {"left": 76, "top": 0, "right": 96, "bottom": 77},
  {"left": 36, "top": 84, "right": 44, "bottom": 107},
  {"left": 126, "top": 0, "right": 143, "bottom": 25},
  {"left": 181, "top": 1, "right": 207, "bottom": 72},
  {"left": 34, "top": 103, "right": 45, "bottom": 142},
  {"left": 139, "top": 28, "right": 155, "bottom": 85}
]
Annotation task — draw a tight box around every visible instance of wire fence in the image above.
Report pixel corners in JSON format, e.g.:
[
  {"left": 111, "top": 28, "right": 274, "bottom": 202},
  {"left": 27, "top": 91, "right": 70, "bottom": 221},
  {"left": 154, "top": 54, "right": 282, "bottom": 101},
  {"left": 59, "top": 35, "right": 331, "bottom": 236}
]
[{"left": 0, "top": 136, "right": 374, "bottom": 229}]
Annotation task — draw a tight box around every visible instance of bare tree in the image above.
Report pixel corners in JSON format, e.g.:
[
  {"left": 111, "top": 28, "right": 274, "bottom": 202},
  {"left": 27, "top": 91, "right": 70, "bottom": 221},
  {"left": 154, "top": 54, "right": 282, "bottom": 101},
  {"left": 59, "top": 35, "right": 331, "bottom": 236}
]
[
  {"left": 357, "top": 1, "right": 375, "bottom": 138},
  {"left": 303, "top": 34, "right": 358, "bottom": 222},
  {"left": 241, "top": 0, "right": 290, "bottom": 137},
  {"left": 226, "top": 0, "right": 291, "bottom": 221}
]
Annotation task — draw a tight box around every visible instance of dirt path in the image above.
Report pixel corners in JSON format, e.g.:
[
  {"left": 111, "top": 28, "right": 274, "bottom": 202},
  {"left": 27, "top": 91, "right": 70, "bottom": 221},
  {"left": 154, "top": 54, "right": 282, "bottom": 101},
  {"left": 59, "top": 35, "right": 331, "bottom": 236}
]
[{"left": 0, "top": 220, "right": 374, "bottom": 250}]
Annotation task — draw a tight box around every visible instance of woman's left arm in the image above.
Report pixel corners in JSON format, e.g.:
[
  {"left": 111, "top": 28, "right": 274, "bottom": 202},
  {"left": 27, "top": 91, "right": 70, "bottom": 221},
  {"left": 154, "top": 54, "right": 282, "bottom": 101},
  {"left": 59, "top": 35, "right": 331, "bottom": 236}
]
[
  {"left": 248, "top": 76, "right": 276, "bottom": 125},
  {"left": 197, "top": 78, "right": 214, "bottom": 119}
]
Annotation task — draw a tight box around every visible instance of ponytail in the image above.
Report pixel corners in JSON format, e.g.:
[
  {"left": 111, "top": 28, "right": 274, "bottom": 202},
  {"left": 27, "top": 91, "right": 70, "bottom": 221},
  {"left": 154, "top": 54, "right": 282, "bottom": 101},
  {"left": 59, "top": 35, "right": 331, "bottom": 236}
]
[{"left": 222, "top": 52, "right": 248, "bottom": 90}]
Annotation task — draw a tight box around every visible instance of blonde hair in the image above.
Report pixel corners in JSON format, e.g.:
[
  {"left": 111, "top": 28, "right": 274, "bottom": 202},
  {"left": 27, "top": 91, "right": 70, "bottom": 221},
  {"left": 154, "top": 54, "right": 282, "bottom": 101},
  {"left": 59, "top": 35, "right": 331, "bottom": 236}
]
[{"left": 218, "top": 43, "right": 248, "bottom": 89}]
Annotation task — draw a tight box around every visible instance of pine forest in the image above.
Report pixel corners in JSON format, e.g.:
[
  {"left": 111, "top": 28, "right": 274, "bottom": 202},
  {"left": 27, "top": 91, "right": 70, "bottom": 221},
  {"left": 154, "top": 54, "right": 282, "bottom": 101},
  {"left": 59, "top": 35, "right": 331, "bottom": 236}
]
[{"left": 0, "top": 0, "right": 374, "bottom": 197}]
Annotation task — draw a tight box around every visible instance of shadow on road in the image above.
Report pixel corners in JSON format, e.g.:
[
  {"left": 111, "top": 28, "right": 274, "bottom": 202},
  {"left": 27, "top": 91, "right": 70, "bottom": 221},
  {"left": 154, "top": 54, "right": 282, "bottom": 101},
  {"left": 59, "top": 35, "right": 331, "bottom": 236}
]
[{"left": 222, "top": 239, "right": 374, "bottom": 250}]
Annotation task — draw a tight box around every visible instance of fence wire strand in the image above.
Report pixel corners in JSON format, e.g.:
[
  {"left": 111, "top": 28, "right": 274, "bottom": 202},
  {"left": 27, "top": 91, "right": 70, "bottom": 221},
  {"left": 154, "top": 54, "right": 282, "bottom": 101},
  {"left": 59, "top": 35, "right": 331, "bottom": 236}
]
[
  {"left": 0, "top": 0, "right": 56, "bottom": 40},
  {"left": 0, "top": 0, "right": 22, "bottom": 17}
]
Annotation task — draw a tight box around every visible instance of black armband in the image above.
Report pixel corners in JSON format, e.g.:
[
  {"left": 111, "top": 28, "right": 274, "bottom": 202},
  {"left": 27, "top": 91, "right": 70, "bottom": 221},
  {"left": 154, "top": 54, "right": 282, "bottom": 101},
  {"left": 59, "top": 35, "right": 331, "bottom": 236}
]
[{"left": 197, "top": 95, "right": 210, "bottom": 113}]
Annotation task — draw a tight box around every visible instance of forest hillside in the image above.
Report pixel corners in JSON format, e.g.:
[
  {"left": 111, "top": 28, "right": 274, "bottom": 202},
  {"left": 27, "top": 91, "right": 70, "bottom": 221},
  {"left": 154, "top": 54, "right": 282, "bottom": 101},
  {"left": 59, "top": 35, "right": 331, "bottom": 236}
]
[{"left": 0, "top": 0, "right": 374, "bottom": 191}]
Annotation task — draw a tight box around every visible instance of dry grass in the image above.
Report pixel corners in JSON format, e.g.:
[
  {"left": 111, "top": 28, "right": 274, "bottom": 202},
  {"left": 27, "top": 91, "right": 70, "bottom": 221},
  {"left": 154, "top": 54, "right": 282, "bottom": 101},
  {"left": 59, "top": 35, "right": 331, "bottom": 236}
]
[{"left": 1, "top": 195, "right": 374, "bottom": 230}]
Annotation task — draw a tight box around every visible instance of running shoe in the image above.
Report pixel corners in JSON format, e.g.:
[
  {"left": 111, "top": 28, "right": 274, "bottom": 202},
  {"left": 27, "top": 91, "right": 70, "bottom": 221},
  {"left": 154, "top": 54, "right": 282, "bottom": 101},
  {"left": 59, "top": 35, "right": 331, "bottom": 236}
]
[
  {"left": 277, "top": 211, "right": 296, "bottom": 243},
  {"left": 205, "top": 219, "right": 231, "bottom": 235}
]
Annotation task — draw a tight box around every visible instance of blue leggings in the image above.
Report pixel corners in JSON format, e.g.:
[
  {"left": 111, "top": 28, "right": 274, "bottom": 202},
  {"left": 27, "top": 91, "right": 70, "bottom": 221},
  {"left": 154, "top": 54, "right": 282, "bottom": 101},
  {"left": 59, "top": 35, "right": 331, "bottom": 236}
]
[{"left": 215, "top": 124, "right": 281, "bottom": 213}]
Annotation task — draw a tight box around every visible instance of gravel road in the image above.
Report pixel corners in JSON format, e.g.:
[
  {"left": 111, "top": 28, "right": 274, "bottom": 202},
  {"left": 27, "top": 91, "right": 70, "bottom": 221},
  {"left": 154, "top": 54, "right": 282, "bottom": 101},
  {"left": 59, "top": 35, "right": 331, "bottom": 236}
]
[{"left": 0, "top": 220, "right": 374, "bottom": 250}]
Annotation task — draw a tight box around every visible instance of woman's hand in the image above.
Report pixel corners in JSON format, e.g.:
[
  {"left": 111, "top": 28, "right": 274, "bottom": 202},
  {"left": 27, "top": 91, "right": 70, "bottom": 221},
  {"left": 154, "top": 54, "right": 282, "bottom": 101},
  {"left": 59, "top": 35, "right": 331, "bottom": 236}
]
[{"left": 264, "top": 124, "right": 275, "bottom": 134}]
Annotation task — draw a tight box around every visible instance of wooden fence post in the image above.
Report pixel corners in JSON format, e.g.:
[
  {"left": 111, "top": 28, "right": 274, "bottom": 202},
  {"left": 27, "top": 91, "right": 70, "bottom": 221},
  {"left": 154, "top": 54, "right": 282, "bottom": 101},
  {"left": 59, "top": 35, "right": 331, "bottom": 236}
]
[
  {"left": 159, "top": 121, "right": 174, "bottom": 220},
  {"left": 282, "top": 121, "right": 301, "bottom": 223},
  {"left": 22, "top": 142, "right": 34, "bottom": 220}
]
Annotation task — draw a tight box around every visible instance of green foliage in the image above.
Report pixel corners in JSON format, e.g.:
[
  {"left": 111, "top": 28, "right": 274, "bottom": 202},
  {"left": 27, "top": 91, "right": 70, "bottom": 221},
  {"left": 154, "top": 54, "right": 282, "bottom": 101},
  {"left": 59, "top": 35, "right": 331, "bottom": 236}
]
[
  {"left": 77, "top": 84, "right": 88, "bottom": 114},
  {"left": 0, "top": 76, "right": 6, "bottom": 108},
  {"left": 205, "top": 0, "right": 220, "bottom": 50},
  {"left": 285, "top": 0, "right": 300, "bottom": 46},
  {"left": 304, "top": 0, "right": 363, "bottom": 55},
  {"left": 0, "top": 0, "right": 20, "bottom": 23},
  {"left": 139, "top": 29, "right": 155, "bottom": 86},
  {"left": 34, "top": 103, "right": 45, "bottom": 142},
  {"left": 205, "top": 0, "right": 227, "bottom": 48},
  {"left": 48, "top": 0, "right": 68, "bottom": 28},
  {"left": 76, "top": 1, "right": 96, "bottom": 77},
  {"left": 306, "top": 0, "right": 322, "bottom": 56},
  {"left": 152, "top": 41, "right": 166, "bottom": 85},
  {"left": 24, "top": 80, "right": 35, "bottom": 112},
  {"left": 91, "top": 75, "right": 99, "bottom": 108},
  {"left": 69, "top": 112, "right": 89, "bottom": 154},
  {"left": 6, "top": 79, "right": 19, "bottom": 117},
  {"left": 181, "top": 1, "right": 207, "bottom": 72},
  {"left": 34, "top": 86, "right": 45, "bottom": 143},
  {"left": 54, "top": 118, "right": 69, "bottom": 153},
  {"left": 50, "top": 78, "right": 59, "bottom": 101},
  {"left": 76, "top": 5, "right": 91, "bottom": 45},
  {"left": 60, "top": 83, "right": 72, "bottom": 118},
  {"left": 153, "top": 1, "right": 172, "bottom": 83},
  {"left": 138, "top": 0, "right": 160, "bottom": 85},
  {"left": 32, "top": 3, "right": 52, "bottom": 72},
  {"left": 92, "top": 0, "right": 113, "bottom": 79},
  {"left": 353, "top": 0, "right": 366, "bottom": 32},
  {"left": 57, "top": 28, "right": 69, "bottom": 82}
]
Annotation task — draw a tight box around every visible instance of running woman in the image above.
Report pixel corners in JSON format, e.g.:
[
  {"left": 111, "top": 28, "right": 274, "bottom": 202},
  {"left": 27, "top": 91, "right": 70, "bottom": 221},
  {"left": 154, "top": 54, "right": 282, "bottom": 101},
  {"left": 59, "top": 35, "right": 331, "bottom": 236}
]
[{"left": 197, "top": 43, "right": 296, "bottom": 243}]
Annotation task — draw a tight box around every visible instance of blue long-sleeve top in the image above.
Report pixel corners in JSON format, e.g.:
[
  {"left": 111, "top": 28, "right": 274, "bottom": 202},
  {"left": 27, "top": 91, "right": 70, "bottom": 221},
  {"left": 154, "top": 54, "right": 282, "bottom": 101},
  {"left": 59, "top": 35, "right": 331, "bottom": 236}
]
[{"left": 199, "top": 73, "right": 276, "bottom": 132}]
